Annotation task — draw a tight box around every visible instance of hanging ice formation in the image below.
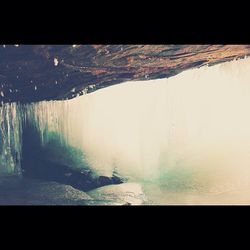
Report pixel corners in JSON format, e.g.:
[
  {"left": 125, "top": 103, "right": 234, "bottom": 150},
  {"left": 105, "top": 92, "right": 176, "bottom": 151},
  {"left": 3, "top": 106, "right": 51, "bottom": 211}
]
[{"left": 0, "top": 103, "right": 23, "bottom": 175}]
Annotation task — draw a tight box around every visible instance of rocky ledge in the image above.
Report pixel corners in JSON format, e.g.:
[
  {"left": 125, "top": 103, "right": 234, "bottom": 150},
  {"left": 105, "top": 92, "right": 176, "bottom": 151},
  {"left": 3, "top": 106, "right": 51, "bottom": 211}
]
[{"left": 1, "top": 45, "right": 250, "bottom": 103}]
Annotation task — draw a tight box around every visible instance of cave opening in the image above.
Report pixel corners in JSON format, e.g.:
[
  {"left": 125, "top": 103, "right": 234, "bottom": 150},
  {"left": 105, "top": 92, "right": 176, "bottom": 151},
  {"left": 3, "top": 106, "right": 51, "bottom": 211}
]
[{"left": 2, "top": 55, "right": 250, "bottom": 204}]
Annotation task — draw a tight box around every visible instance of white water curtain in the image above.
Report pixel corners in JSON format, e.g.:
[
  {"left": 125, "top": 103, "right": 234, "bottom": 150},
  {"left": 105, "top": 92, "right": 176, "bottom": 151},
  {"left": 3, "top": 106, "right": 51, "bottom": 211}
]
[{"left": 19, "top": 57, "right": 250, "bottom": 185}]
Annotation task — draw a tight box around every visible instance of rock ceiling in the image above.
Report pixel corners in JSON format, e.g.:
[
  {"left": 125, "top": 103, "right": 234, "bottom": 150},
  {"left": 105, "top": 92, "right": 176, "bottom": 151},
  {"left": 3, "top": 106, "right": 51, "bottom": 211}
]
[{"left": 1, "top": 45, "right": 250, "bottom": 103}]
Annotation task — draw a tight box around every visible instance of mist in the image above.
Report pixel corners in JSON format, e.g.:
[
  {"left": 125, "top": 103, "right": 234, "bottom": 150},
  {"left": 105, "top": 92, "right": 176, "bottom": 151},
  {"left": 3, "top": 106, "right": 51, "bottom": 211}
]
[{"left": 28, "top": 57, "right": 250, "bottom": 189}]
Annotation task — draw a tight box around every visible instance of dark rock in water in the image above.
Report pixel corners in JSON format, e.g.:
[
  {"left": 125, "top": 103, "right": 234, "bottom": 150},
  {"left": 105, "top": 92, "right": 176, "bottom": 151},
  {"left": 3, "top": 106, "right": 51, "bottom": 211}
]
[
  {"left": 20, "top": 123, "right": 124, "bottom": 192},
  {"left": 22, "top": 158, "right": 124, "bottom": 192},
  {"left": 98, "top": 176, "right": 113, "bottom": 186},
  {"left": 111, "top": 174, "right": 125, "bottom": 184},
  {"left": 123, "top": 202, "right": 132, "bottom": 206},
  {"left": 98, "top": 175, "right": 123, "bottom": 186}
]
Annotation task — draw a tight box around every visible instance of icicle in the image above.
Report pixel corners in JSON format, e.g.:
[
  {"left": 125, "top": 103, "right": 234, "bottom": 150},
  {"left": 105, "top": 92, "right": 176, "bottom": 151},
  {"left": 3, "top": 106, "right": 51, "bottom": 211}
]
[{"left": 0, "top": 103, "right": 23, "bottom": 176}]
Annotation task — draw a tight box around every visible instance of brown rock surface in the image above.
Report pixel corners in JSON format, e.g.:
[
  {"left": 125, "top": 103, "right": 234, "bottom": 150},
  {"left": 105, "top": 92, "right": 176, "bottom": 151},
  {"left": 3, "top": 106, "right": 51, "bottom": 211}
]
[{"left": 1, "top": 45, "right": 250, "bottom": 103}]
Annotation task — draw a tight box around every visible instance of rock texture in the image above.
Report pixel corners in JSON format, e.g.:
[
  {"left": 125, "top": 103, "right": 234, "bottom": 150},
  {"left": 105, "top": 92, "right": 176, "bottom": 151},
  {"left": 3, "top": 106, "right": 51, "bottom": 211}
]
[
  {"left": 1, "top": 45, "right": 250, "bottom": 103},
  {"left": 0, "top": 176, "right": 93, "bottom": 205}
]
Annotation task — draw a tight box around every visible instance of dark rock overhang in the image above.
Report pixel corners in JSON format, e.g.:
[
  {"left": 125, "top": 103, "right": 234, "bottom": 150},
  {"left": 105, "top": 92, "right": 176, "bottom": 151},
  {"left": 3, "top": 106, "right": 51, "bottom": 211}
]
[{"left": 1, "top": 45, "right": 250, "bottom": 103}]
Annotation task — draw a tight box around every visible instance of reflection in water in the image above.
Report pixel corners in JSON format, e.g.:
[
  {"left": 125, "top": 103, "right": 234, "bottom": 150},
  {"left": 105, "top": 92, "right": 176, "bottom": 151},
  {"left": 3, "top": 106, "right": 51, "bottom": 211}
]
[{"left": 142, "top": 182, "right": 250, "bottom": 205}]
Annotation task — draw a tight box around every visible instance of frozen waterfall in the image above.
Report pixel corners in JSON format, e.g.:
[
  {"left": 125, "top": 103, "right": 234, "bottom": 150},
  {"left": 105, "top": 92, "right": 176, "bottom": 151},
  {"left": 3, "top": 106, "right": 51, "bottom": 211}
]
[
  {"left": 21, "top": 57, "right": 250, "bottom": 184},
  {"left": 0, "top": 103, "right": 23, "bottom": 175}
]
